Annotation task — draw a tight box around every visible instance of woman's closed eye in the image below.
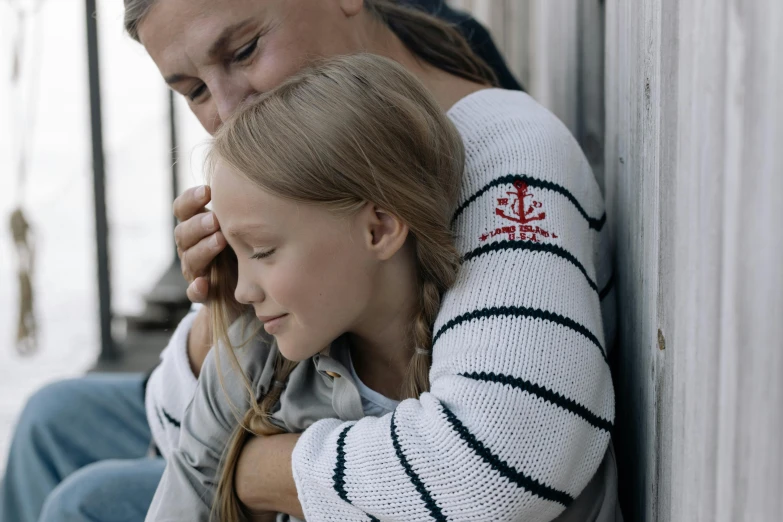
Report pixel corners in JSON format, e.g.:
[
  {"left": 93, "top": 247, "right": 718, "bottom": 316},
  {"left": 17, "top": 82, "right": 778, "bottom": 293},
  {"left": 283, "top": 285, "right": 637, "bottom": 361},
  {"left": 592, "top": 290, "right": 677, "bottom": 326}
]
[
  {"left": 187, "top": 83, "right": 208, "bottom": 102},
  {"left": 251, "top": 248, "right": 276, "bottom": 260},
  {"left": 232, "top": 37, "right": 259, "bottom": 64},
  {"left": 181, "top": 35, "right": 261, "bottom": 103}
]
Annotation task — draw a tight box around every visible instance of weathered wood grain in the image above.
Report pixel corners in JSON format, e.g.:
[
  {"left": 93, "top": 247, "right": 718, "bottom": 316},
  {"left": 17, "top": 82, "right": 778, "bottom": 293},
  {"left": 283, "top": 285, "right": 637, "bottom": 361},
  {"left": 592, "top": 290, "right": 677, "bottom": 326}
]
[
  {"left": 670, "top": 0, "right": 783, "bottom": 520},
  {"left": 450, "top": 1, "right": 783, "bottom": 520},
  {"left": 448, "top": 0, "right": 604, "bottom": 184}
]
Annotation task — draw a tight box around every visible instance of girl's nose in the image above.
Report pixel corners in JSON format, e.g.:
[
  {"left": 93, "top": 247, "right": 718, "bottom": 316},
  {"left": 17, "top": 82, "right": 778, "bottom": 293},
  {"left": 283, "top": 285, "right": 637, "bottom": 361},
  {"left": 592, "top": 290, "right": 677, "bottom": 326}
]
[{"left": 234, "top": 270, "right": 264, "bottom": 306}]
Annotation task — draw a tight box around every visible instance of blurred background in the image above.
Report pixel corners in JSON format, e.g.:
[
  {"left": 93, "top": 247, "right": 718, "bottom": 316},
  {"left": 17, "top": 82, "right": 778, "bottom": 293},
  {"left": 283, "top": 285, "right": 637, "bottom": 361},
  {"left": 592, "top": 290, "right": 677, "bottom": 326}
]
[{"left": 0, "top": 0, "right": 210, "bottom": 470}]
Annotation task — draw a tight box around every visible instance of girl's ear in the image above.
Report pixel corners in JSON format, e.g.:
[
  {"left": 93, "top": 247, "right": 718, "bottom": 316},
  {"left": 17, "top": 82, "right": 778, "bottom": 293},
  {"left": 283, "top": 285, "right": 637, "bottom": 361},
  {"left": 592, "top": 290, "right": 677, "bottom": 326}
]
[{"left": 359, "top": 203, "right": 409, "bottom": 261}]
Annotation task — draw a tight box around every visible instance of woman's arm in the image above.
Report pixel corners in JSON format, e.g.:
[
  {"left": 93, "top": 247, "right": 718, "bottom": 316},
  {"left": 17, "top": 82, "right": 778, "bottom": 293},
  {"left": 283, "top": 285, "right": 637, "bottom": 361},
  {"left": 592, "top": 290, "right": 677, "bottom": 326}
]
[
  {"left": 186, "top": 305, "right": 214, "bottom": 376},
  {"left": 241, "top": 96, "right": 615, "bottom": 521},
  {"left": 144, "top": 307, "right": 201, "bottom": 460}
]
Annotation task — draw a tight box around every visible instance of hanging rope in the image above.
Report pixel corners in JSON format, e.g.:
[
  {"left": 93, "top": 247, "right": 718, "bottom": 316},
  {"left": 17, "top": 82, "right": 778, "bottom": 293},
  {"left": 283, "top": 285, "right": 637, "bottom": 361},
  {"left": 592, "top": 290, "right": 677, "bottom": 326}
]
[
  {"left": 6, "top": 0, "right": 45, "bottom": 355},
  {"left": 10, "top": 209, "right": 35, "bottom": 354}
]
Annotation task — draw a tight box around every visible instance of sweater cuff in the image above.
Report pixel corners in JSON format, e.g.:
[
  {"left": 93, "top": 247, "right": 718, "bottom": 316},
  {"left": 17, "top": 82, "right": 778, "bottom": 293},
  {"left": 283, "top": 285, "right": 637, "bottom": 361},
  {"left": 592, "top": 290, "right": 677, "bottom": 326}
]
[{"left": 292, "top": 418, "right": 352, "bottom": 520}]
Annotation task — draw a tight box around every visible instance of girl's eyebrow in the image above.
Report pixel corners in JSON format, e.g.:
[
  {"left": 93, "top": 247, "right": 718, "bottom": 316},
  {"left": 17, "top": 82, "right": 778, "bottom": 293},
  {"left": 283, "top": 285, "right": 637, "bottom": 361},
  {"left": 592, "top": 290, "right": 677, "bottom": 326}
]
[{"left": 226, "top": 225, "right": 274, "bottom": 240}]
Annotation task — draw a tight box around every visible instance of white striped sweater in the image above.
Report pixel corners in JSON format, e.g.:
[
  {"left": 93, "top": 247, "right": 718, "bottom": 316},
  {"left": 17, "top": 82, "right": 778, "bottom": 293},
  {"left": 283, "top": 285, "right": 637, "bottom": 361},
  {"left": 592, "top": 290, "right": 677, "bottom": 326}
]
[
  {"left": 290, "top": 88, "right": 616, "bottom": 521},
  {"left": 145, "top": 306, "right": 200, "bottom": 461}
]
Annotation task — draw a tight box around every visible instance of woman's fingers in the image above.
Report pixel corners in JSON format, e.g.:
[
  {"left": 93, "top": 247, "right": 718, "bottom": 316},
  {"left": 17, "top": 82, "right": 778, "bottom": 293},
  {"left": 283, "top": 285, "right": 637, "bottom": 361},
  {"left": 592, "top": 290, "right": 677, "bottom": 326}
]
[
  {"left": 175, "top": 211, "right": 219, "bottom": 252},
  {"left": 180, "top": 230, "right": 227, "bottom": 284},
  {"left": 173, "top": 185, "right": 211, "bottom": 222},
  {"left": 173, "top": 184, "right": 228, "bottom": 304},
  {"left": 186, "top": 276, "right": 210, "bottom": 304}
]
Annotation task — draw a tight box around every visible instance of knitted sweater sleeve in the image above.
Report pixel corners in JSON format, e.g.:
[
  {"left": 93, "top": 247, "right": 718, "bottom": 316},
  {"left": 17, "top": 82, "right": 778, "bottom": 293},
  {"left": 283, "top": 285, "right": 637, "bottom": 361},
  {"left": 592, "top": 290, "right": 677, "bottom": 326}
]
[
  {"left": 291, "top": 90, "right": 615, "bottom": 521},
  {"left": 144, "top": 305, "right": 201, "bottom": 460}
]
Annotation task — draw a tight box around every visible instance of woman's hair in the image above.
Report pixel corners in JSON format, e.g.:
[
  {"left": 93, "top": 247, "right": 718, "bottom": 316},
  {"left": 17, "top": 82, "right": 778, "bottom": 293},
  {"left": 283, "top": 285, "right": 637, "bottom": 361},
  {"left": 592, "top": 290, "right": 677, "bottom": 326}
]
[
  {"left": 206, "top": 53, "right": 464, "bottom": 521},
  {"left": 123, "top": 0, "right": 497, "bottom": 86}
]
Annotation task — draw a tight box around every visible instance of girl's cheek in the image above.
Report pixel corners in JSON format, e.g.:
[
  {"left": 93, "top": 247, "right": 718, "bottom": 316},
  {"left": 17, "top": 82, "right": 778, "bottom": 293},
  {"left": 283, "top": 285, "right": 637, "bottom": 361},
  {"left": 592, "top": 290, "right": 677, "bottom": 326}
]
[{"left": 267, "top": 271, "right": 302, "bottom": 308}]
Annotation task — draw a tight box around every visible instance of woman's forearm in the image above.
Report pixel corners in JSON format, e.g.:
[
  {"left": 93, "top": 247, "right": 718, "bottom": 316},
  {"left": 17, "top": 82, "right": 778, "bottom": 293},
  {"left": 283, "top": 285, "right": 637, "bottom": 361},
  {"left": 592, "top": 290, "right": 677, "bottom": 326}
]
[
  {"left": 186, "top": 306, "right": 213, "bottom": 377},
  {"left": 235, "top": 433, "right": 304, "bottom": 519}
]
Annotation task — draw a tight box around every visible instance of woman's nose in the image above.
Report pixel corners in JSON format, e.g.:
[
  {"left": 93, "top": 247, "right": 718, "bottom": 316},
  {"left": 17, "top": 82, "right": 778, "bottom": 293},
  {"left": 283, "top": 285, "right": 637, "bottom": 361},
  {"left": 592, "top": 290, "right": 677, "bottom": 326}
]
[{"left": 213, "top": 77, "right": 256, "bottom": 124}]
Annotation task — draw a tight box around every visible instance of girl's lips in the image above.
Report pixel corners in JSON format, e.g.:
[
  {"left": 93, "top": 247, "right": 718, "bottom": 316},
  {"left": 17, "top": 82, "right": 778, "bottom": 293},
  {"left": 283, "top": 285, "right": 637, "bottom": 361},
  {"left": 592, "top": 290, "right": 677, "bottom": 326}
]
[{"left": 260, "top": 314, "right": 288, "bottom": 334}]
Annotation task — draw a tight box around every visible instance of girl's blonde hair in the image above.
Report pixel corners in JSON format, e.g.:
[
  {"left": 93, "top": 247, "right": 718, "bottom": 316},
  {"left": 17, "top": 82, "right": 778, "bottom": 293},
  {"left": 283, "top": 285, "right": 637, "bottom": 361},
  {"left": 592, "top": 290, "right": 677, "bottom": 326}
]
[{"left": 207, "top": 53, "right": 464, "bottom": 522}]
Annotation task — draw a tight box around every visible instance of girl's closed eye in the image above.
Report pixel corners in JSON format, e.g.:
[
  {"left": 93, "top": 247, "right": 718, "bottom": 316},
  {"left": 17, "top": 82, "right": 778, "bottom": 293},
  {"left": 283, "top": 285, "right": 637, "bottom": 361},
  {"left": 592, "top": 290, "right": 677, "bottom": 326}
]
[{"left": 250, "top": 248, "right": 275, "bottom": 260}]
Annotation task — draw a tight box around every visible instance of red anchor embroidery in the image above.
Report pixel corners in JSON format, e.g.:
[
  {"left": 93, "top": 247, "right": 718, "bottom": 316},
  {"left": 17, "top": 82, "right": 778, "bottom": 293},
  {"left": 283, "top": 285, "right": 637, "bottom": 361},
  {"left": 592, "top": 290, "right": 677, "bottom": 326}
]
[
  {"left": 478, "top": 180, "right": 558, "bottom": 243},
  {"left": 495, "top": 180, "right": 546, "bottom": 225}
]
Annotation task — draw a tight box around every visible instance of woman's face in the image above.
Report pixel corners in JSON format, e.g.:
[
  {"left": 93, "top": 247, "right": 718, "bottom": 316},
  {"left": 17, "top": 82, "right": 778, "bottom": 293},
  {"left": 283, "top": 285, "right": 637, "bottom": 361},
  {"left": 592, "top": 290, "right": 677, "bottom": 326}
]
[
  {"left": 210, "top": 162, "right": 378, "bottom": 361},
  {"left": 138, "top": 0, "right": 366, "bottom": 134}
]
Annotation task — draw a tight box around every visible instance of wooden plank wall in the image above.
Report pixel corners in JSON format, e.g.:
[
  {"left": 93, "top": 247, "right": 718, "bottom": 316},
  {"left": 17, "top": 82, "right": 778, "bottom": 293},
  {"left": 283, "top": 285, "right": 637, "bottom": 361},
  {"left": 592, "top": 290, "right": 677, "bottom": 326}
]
[
  {"left": 449, "top": 0, "right": 605, "bottom": 186},
  {"left": 604, "top": 0, "right": 675, "bottom": 519},
  {"left": 451, "top": 0, "right": 783, "bottom": 521},
  {"left": 669, "top": 0, "right": 783, "bottom": 520},
  {"left": 607, "top": 0, "right": 783, "bottom": 519}
]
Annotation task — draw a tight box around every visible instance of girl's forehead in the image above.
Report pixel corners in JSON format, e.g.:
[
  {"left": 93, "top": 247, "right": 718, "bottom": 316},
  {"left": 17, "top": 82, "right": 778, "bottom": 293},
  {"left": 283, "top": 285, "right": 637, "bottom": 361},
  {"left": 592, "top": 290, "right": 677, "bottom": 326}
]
[
  {"left": 210, "top": 166, "right": 313, "bottom": 234},
  {"left": 211, "top": 164, "right": 283, "bottom": 213}
]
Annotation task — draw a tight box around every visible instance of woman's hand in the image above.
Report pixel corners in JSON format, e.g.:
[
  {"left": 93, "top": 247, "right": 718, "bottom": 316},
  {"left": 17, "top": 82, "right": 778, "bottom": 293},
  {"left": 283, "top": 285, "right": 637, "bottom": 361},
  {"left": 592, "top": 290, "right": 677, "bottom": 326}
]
[
  {"left": 173, "top": 185, "right": 228, "bottom": 303},
  {"left": 235, "top": 433, "right": 304, "bottom": 519},
  {"left": 174, "top": 185, "right": 237, "bottom": 376}
]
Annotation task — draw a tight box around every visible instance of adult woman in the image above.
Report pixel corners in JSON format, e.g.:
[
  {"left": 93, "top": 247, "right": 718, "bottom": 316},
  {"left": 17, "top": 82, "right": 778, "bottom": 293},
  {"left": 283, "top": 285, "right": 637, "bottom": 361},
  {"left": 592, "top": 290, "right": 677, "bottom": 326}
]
[
  {"left": 0, "top": 6, "right": 519, "bottom": 522},
  {"left": 132, "top": 0, "right": 619, "bottom": 520},
  {"left": 0, "top": 0, "right": 618, "bottom": 521}
]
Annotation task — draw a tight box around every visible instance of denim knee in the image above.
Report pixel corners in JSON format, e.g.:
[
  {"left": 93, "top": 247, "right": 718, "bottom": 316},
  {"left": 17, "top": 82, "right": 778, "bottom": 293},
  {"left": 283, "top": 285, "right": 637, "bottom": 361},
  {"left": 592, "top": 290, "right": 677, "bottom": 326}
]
[
  {"left": 14, "top": 379, "right": 87, "bottom": 450},
  {"left": 37, "top": 476, "right": 89, "bottom": 521},
  {"left": 37, "top": 459, "right": 164, "bottom": 522}
]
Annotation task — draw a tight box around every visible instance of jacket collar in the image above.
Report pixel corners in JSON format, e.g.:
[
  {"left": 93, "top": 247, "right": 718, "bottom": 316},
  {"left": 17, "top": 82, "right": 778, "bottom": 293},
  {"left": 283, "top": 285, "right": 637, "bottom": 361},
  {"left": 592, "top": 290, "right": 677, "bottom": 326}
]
[{"left": 311, "top": 336, "right": 365, "bottom": 421}]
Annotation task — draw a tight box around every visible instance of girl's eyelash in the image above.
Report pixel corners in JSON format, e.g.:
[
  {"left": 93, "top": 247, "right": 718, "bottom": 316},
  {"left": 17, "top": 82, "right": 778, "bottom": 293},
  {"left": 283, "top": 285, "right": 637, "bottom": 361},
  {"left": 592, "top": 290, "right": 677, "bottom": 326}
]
[{"left": 251, "top": 249, "right": 275, "bottom": 260}]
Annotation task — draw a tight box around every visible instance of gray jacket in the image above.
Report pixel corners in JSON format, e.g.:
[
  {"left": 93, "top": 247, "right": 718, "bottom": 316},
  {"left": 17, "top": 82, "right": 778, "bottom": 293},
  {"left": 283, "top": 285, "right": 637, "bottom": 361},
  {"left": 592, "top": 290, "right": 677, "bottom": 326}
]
[
  {"left": 145, "top": 319, "right": 621, "bottom": 522},
  {"left": 145, "top": 319, "right": 362, "bottom": 522}
]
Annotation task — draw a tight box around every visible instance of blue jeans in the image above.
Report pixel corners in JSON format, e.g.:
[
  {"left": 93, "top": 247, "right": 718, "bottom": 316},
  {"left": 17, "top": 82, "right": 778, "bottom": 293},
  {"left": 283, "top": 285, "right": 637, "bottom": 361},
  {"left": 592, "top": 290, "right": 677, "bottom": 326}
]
[{"left": 0, "top": 373, "right": 165, "bottom": 522}]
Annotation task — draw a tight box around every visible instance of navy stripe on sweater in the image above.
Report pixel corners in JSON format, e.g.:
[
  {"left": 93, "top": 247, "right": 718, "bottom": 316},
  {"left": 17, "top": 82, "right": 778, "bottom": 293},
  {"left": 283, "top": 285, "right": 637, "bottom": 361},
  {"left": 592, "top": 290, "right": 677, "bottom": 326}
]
[
  {"left": 462, "top": 239, "right": 599, "bottom": 293},
  {"left": 333, "top": 425, "right": 353, "bottom": 503},
  {"left": 460, "top": 371, "right": 613, "bottom": 433},
  {"left": 433, "top": 306, "right": 607, "bottom": 363},
  {"left": 452, "top": 174, "right": 606, "bottom": 231},
  {"left": 332, "top": 425, "right": 382, "bottom": 522},
  {"left": 599, "top": 272, "right": 615, "bottom": 301},
  {"left": 391, "top": 412, "right": 446, "bottom": 521},
  {"left": 159, "top": 406, "right": 181, "bottom": 429},
  {"left": 440, "top": 403, "right": 574, "bottom": 507}
]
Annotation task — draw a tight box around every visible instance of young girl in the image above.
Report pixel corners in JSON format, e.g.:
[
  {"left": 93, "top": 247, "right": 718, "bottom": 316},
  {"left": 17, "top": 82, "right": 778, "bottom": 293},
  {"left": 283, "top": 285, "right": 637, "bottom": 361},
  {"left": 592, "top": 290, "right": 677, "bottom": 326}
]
[{"left": 145, "top": 53, "right": 464, "bottom": 522}]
